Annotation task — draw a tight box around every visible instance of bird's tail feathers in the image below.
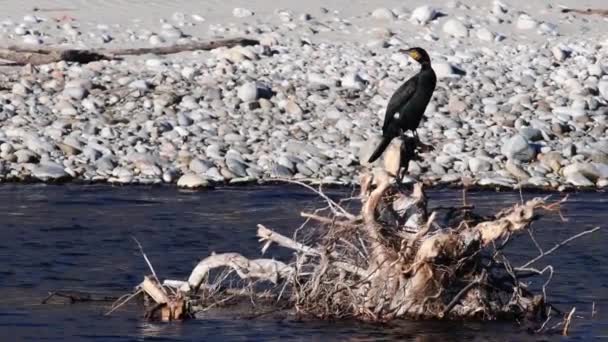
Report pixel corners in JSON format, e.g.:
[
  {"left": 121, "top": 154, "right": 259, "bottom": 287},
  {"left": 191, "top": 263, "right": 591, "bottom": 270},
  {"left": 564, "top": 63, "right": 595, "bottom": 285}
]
[{"left": 367, "top": 137, "right": 392, "bottom": 164}]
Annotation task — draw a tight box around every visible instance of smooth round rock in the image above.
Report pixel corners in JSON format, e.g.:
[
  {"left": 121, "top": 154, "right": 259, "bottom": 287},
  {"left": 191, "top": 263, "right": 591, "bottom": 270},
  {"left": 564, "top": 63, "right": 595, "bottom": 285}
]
[
  {"left": 443, "top": 19, "right": 468, "bottom": 38},
  {"left": 177, "top": 173, "right": 209, "bottom": 188}
]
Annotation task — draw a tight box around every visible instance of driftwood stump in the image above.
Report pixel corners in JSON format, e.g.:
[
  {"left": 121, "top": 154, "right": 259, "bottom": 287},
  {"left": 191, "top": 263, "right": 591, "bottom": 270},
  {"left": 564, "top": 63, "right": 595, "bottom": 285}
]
[{"left": 111, "top": 146, "right": 599, "bottom": 334}]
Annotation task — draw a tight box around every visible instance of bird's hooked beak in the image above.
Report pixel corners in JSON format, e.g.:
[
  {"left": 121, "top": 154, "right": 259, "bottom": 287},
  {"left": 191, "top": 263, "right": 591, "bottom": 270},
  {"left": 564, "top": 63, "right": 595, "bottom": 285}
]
[{"left": 400, "top": 48, "right": 421, "bottom": 62}]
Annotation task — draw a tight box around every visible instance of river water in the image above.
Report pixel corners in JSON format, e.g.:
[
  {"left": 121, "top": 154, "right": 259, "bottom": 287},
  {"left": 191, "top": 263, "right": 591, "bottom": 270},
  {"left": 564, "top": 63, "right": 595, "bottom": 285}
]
[{"left": 0, "top": 184, "right": 606, "bottom": 341}]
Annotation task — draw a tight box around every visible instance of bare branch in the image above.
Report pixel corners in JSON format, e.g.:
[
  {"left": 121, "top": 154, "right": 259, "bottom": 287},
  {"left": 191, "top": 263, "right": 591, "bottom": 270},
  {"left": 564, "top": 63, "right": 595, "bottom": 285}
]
[
  {"left": 257, "top": 224, "right": 321, "bottom": 256},
  {"left": 563, "top": 307, "right": 576, "bottom": 336},
  {"left": 517, "top": 227, "right": 601, "bottom": 270}
]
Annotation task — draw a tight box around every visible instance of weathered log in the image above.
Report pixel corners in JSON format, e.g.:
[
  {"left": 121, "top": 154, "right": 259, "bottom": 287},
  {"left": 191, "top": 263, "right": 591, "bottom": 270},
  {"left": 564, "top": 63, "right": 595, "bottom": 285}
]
[
  {"left": 560, "top": 7, "right": 608, "bottom": 17},
  {"left": 0, "top": 37, "right": 259, "bottom": 65},
  {"left": 0, "top": 48, "right": 109, "bottom": 65},
  {"left": 103, "top": 38, "right": 259, "bottom": 56}
]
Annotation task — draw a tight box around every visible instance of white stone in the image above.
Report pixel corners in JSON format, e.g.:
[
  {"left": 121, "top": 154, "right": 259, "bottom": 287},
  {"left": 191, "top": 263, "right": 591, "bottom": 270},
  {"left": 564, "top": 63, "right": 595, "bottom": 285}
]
[
  {"left": 433, "top": 63, "right": 464, "bottom": 78},
  {"left": 149, "top": 35, "right": 164, "bottom": 45},
  {"left": 516, "top": 14, "right": 537, "bottom": 30},
  {"left": 23, "top": 15, "right": 41, "bottom": 23},
  {"left": 63, "top": 86, "right": 88, "bottom": 100},
  {"left": 599, "top": 80, "right": 608, "bottom": 101},
  {"left": 32, "top": 162, "right": 69, "bottom": 181},
  {"left": 491, "top": 0, "right": 508, "bottom": 15},
  {"left": 237, "top": 82, "right": 258, "bottom": 102},
  {"left": 129, "top": 80, "right": 150, "bottom": 91},
  {"left": 538, "top": 22, "right": 558, "bottom": 36},
  {"left": 469, "top": 157, "right": 492, "bottom": 173},
  {"left": 501, "top": 134, "right": 536, "bottom": 162},
  {"left": 371, "top": 8, "right": 395, "bottom": 20},
  {"left": 478, "top": 177, "right": 516, "bottom": 187},
  {"left": 233, "top": 7, "right": 254, "bottom": 18},
  {"left": 23, "top": 35, "right": 42, "bottom": 45},
  {"left": 177, "top": 173, "right": 209, "bottom": 188},
  {"left": 341, "top": 73, "right": 366, "bottom": 90},
  {"left": 442, "top": 19, "right": 468, "bottom": 38},
  {"left": 146, "top": 59, "right": 165, "bottom": 68},
  {"left": 181, "top": 66, "right": 197, "bottom": 79},
  {"left": 172, "top": 12, "right": 186, "bottom": 22},
  {"left": 565, "top": 172, "right": 594, "bottom": 187},
  {"left": 588, "top": 64, "right": 604, "bottom": 77},
  {"left": 192, "top": 14, "right": 205, "bottom": 22},
  {"left": 563, "top": 163, "right": 608, "bottom": 182},
  {"left": 476, "top": 28, "right": 494, "bottom": 41},
  {"left": 410, "top": 6, "right": 438, "bottom": 24},
  {"left": 551, "top": 46, "right": 568, "bottom": 61},
  {"left": 160, "top": 25, "right": 183, "bottom": 39},
  {"left": 14, "top": 26, "right": 27, "bottom": 35}
]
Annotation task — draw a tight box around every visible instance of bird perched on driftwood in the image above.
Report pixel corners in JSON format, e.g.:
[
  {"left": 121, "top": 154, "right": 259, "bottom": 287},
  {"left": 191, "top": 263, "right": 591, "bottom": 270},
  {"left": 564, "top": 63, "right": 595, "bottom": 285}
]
[{"left": 368, "top": 47, "right": 437, "bottom": 166}]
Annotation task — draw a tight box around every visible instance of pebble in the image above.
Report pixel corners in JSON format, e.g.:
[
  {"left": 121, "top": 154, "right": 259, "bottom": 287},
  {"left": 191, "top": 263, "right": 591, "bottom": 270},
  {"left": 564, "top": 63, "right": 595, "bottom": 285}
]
[
  {"left": 371, "top": 8, "right": 395, "bottom": 21},
  {"left": 233, "top": 8, "right": 254, "bottom": 18},
  {"left": 410, "top": 6, "right": 438, "bottom": 24},
  {"left": 468, "top": 157, "right": 492, "bottom": 172},
  {"left": 237, "top": 82, "right": 259, "bottom": 102},
  {"left": 476, "top": 28, "right": 494, "bottom": 42},
  {"left": 505, "top": 160, "right": 530, "bottom": 180},
  {"left": 565, "top": 172, "right": 594, "bottom": 187},
  {"left": 501, "top": 135, "right": 536, "bottom": 162},
  {"left": 599, "top": 80, "right": 608, "bottom": 101},
  {"left": 129, "top": 80, "right": 150, "bottom": 91},
  {"left": 32, "top": 162, "right": 70, "bottom": 181},
  {"left": 478, "top": 177, "right": 516, "bottom": 187},
  {"left": 492, "top": 0, "right": 508, "bottom": 15},
  {"left": 516, "top": 14, "right": 537, "bottom": 30},
  {"left": 341, "top": 73, "right": 366, "bottom": 90},
  {"left": 177, "top": 173, "right": 209, "bottom": 188},
  {"left": 443, "top": 19, "right": 468, "bottom": 38},
  {"left": 563, "top": 163, "right": 606, "bottom": 182},
  {"left": 63, "top": 85, "right": 88, "bottom": 100},
  {"left": 434, "top": 63, "right": 465, "bottom": 78},
  {"left": 23, "top": 35, "right": 42, "bottom": 45}
]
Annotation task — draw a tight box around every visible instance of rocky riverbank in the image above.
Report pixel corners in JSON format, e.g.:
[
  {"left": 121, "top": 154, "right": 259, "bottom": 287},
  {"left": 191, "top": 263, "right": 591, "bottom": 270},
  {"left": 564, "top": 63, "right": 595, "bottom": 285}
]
[{"left": 0, "top": 1, "right": 607, "bottom": 189}]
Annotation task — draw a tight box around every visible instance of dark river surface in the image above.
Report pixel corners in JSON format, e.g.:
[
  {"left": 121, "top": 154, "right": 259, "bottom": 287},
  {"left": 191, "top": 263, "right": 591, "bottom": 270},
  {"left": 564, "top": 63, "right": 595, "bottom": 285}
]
[{"left": 0, "top": 184, "right": 606, "bottom": 341}]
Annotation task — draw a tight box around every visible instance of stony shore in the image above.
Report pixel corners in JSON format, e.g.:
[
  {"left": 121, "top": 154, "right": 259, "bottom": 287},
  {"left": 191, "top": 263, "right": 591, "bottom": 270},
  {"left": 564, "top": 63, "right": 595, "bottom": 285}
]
[{"left": 0, "top": 1, "right": 607, "bottom": 189}]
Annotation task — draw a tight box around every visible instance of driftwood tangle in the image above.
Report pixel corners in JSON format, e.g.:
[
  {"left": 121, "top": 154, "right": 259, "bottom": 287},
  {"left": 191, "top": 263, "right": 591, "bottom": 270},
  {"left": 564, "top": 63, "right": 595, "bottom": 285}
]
[
  {"left": 0, "top": 38, "right": 259, "bottom": 65},
  {"left": 114, "top": 142, "right": 599, "bottom": 336}
]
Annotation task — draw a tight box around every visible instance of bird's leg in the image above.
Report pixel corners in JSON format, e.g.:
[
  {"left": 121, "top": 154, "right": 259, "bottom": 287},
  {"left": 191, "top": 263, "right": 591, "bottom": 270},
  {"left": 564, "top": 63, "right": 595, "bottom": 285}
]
[
  {"left": 413, "top": 130, "right": 434, "bottom": 153},
  {"left": 395, "top": 134, "right": 410, "bottom": 184}
]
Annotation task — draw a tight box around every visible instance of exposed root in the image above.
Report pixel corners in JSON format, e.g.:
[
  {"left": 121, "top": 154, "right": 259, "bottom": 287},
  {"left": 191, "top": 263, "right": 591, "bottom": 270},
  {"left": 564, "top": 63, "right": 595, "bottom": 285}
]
[{"left": 111, "top": 149, "right": 601, "bottom": 333}]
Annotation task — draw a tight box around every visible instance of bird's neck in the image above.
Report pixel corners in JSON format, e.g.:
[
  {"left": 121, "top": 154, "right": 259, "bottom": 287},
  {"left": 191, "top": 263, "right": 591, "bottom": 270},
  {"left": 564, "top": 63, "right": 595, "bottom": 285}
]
[{"left": 420, "top": 61, "right": 432, "bottom": 70}]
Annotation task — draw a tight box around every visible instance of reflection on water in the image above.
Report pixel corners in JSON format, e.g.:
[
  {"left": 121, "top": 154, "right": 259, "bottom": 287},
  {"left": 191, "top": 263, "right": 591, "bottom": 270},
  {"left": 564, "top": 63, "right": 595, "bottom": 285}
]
[{"left": 0, "top": 184, "right": 605, "bottom": 341}]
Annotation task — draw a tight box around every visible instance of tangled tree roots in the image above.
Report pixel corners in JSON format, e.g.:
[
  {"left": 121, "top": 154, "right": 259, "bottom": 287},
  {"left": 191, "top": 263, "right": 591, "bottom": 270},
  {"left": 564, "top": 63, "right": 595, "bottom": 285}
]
[{"left": 113, "top": 145, "right": 600, "bottom": 333}]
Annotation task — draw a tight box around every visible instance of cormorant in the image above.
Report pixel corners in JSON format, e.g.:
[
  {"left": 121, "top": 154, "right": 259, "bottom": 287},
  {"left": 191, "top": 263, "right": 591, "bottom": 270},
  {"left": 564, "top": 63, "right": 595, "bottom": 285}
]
[{"left": 367, "top": 47, "right": 436, "bottom": 164}]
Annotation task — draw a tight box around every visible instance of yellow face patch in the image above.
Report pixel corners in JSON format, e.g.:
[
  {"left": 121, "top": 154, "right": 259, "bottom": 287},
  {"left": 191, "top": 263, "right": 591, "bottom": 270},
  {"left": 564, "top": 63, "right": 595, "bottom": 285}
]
[{"left": 408, "top": 50, "right": 421, "bottom": 60}]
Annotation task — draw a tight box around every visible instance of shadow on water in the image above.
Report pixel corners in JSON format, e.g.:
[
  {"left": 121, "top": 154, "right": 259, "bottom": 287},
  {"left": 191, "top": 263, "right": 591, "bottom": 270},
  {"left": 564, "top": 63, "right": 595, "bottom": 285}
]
[{"left": 0, "top": 184, "right": 606, "bottom": 341}]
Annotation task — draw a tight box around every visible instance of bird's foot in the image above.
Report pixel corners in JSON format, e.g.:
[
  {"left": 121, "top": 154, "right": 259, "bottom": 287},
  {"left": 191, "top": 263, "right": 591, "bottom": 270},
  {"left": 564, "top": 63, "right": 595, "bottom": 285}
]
[
  {"left": 412, "top": 135, "right": 434, "bottom": 153},
  {"left": 417, "top": 141, "right": 435, "bottom": 153}
]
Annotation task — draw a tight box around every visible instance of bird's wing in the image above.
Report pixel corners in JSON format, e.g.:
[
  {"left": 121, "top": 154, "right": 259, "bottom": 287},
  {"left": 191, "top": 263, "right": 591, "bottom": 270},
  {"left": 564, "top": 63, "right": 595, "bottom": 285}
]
[{"left": 382, "top": 75, "right": 418, "bottom": 133}]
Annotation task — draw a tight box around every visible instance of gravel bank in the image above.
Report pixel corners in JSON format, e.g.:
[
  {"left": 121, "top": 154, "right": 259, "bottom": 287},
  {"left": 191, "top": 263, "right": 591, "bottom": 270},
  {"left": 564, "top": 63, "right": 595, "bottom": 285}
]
[{"left": 0, "top": 1, "right": 607, "bottom": 189}]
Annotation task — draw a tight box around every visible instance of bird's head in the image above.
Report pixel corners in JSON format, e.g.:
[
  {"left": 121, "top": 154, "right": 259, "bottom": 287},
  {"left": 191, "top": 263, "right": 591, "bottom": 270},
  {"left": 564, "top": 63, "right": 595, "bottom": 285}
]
[{"left": 400, "top": 47, "right": 431, "bottom": 65}]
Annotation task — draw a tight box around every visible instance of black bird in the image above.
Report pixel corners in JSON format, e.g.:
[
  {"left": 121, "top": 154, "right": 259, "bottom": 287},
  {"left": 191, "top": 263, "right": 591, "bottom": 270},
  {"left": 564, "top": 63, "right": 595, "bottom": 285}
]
[{"left": 367, "top": 47, "right": 436, "bottom": 164}]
